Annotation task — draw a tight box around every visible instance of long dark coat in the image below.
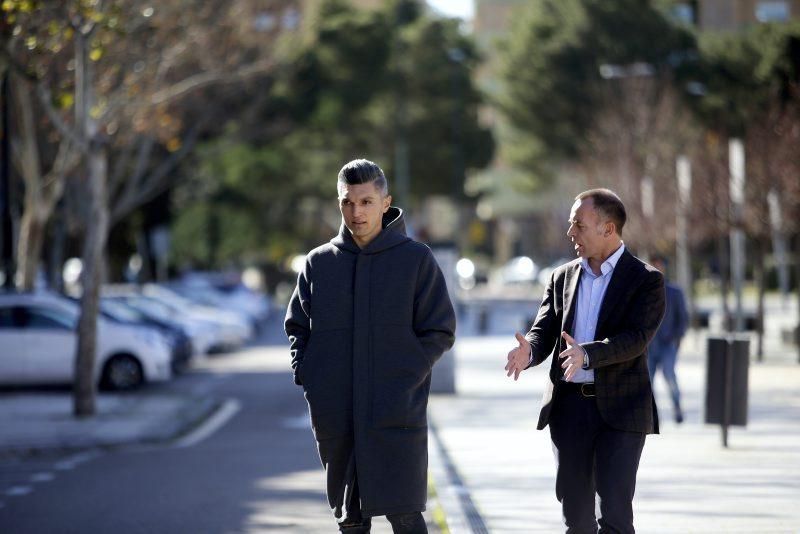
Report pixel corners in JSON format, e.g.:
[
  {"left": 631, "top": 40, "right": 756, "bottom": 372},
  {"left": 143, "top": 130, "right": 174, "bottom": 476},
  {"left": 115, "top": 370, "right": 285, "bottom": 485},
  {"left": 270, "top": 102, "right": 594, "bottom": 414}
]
[{"left": 284, "top": 207, "right": 456, "bottom": 518}]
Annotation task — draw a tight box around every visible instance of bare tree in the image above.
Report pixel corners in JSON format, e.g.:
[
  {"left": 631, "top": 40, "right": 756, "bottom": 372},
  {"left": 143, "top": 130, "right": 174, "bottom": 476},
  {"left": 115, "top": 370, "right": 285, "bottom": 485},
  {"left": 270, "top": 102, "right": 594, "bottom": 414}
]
[
  {"left": 5, "top": 0, "right": 299, "bottom": 415},
  {"left": 578, "top": 74, "right": 699, "bottom": 257}
]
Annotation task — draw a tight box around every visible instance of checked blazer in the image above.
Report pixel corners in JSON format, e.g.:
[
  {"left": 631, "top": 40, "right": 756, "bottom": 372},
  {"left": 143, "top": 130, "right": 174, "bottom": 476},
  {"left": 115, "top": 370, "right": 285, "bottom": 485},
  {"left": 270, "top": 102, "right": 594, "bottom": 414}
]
[{"left": 525, "top": 249, "right": 666, "bottom": 434}]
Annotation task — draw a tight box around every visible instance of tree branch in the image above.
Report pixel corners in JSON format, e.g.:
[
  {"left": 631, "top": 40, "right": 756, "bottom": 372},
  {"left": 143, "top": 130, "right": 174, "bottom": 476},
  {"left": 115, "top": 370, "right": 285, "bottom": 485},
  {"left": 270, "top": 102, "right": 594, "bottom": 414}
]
[
  {"left": 110, "top": 123, "right": 204, "bottom": 224},
  {"left": 111, "top": 134, "right": 156, "bottom": 215},
  {"left": 35, "top": 83, "right": 88, "bottom": 152},
  {"left": 149, "top": 59, "right": 275, "bottom": 107}
]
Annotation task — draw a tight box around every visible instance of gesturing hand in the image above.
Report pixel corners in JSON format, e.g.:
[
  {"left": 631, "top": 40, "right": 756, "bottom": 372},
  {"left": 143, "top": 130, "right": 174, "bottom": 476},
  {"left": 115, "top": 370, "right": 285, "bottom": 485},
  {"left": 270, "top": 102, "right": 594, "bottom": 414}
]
[
  {"left": 505, "top": 332, "right": 530, "bottom": 381},
  {"left": 559, "top": 331, "right": 585, "bottom": 381}
]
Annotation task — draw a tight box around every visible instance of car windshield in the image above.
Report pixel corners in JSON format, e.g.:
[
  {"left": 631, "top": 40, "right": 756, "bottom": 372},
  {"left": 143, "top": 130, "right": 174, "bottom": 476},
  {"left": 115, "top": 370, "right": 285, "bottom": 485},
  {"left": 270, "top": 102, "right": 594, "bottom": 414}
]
[
  {"left": 101, "top": 299, "right": 145, "bottom": 322},
  {"left": 125, "top": 296, "right": 177, "bottom": 319}
]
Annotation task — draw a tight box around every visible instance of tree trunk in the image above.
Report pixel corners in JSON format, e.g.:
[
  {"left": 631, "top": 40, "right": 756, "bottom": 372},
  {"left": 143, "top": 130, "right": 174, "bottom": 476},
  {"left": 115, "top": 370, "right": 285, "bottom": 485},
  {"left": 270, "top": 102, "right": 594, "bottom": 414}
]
[
  {"left": 16, "top": 209, "right": 45, "bottom": 290},
  {"left": 0, "top": 68, "right": 14, "bottom": 289},
  {"left": 72, "top": 23, "right": 109, "bottom": 418},
  {"left": 48, "top": 206, "right": 66, "bottom": 292},
  {"left": 73, "top": 142, "right": 109, "bottom": 417},
  {"left": 795, "top": 232, "right": 800, "bottom": 364}
]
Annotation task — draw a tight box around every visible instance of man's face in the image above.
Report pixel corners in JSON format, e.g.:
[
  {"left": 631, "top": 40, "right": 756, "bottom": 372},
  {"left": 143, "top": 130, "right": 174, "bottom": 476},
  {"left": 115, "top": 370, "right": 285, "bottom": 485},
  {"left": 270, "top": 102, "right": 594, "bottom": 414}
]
[
  {"left": 566, "top": 197, "right": 609, "bottom": 261},
  {"left": 339, "top": 181, "right": 391, "bottom": 248}
]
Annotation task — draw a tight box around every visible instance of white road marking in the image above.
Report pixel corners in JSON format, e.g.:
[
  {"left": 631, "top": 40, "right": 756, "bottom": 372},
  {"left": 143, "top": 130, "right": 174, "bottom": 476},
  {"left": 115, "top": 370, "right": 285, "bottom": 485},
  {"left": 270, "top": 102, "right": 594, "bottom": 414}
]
[
  {"left": 6, "top": 486, "right": 32, "bottom": 497},
  {"left": 30, "top": 472, "right": 55, "bottom": 483},
  {"left": 53, "top": 461, "right": 76, "bottom": 471},
  {"left": 172, "top": 398, "right": 241, "bottom": 449},
  {"left": 53, "top": 451, "right": 99, "bottom": 471},
  {"left": 68, "top": 451, "right": 97, "bottom": 464}
]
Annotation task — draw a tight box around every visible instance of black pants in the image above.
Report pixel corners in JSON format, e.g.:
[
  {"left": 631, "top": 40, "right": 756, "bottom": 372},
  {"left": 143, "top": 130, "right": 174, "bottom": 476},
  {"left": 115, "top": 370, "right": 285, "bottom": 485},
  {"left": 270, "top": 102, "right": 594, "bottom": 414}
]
[
  {"left": 338, "top": 468, "right": 427, "bottom": 534},
  {"left": 549, "top": 384, "right": 646, "bottom": 534}
]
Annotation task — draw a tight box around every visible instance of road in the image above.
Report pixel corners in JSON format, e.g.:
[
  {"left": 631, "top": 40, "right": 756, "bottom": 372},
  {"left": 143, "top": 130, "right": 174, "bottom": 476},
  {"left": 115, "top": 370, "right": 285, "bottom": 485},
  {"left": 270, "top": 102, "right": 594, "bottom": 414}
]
[
  {"left": 0, "top": 324, "right": 341, "bottom": 533},
  {"left": 0, "top": 312, "right": 428, "bottom": 533}
]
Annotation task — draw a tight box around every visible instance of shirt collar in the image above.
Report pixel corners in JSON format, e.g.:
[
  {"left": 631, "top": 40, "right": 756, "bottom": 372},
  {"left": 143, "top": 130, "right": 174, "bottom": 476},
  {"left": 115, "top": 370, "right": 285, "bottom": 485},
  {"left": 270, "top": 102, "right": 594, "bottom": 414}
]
[{"left": 581, "top": 242, "right": 625, "bottom": 277}]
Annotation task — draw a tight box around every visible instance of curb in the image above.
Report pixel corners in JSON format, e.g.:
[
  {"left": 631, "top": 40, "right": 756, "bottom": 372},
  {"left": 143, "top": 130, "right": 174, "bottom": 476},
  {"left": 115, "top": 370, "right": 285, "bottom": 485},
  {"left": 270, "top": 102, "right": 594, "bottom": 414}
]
[
  {"left": 428, "top": 415, "right": 489, "bottom": 534},
  {"left": 0, "top": 395, "right": 223, "bottom": 460}
]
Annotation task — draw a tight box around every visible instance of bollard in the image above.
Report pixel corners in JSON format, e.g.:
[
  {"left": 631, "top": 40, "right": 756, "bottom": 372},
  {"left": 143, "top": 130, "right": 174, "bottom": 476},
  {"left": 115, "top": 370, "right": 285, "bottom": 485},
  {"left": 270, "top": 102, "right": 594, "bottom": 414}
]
[
  {"left": 478, "top": 305, "right": 489, "bottom": 335},
  {"left": 431, "top": 246, "right": 457, "bottom": 394},
  {"left": 705, "top": 335, "right": 749, "bottom": 447}
]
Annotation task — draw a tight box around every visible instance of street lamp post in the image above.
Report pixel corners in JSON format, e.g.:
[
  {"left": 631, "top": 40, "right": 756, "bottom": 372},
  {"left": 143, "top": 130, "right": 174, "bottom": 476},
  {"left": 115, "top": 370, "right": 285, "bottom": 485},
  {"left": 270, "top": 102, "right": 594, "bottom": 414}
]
[
  {"left": 676, "top": 155, "right": 693, "bottom": 319},
  {"left": 728, "top": 139, "right": 746, "bottom": 333},
  {"left": 640, "top": 174, "right": 654, "bottom": 260}
]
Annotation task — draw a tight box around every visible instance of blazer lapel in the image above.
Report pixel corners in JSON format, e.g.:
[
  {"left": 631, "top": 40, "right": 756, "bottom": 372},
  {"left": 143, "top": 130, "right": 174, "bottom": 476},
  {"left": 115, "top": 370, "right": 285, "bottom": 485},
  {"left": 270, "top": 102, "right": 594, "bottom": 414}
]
[
  {"left": 595, "top": 249, "right": 634, "bottom": 335},
  {"left": 562, "top": 262, "right": 582, "bottom": 337}
]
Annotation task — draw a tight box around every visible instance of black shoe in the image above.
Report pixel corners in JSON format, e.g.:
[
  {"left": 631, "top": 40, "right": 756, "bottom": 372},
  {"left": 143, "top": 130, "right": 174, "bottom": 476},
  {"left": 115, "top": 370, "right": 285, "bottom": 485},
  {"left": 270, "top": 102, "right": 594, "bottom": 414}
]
[
  {"left": 339, "top": 518, "right": 371, "bottom": 533},
  {"left": 675, "top": 410, "right": 684, "bottom": 424}
]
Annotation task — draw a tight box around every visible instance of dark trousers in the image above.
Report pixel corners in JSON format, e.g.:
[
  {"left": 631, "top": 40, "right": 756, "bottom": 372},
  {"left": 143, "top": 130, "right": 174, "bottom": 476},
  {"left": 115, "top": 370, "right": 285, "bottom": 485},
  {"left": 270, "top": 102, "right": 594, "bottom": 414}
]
[
  {"left": 549, "top": 384, "right": 646, "bottom": 534},
  {"left": 338, "top": 466, "right": 427, "bottom": 534},
  {"left": 648, "top": 341, "right": 682, "bottom": 417}
]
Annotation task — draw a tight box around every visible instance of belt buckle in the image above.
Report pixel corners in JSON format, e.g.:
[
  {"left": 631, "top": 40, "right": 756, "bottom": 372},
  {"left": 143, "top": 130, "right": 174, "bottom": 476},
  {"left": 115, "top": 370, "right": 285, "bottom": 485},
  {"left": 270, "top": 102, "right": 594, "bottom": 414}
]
[{"left": 580, "top": 383, "right": 596, "bottom": 397}]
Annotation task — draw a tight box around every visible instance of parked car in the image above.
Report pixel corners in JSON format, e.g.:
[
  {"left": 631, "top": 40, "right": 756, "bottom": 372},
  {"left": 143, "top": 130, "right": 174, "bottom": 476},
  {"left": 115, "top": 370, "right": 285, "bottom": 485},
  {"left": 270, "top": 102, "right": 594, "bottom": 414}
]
[
  {"left": 0, "top": 292, "right": 172, "bottom": 390},
  {"left": 104, "top": 293, "right": 220, "bottom": 356},
  {"left": 98, "top": 298, "right": 193, "bottom": 373},
  {"left": 105, "top": 289, "right": 248, "bottom": 353},
  {"left": 177, "top": 272, "right": 271, "bottom": 326},
  {"left": 142, "top": 285, "right": 253, "bottom": 348}
]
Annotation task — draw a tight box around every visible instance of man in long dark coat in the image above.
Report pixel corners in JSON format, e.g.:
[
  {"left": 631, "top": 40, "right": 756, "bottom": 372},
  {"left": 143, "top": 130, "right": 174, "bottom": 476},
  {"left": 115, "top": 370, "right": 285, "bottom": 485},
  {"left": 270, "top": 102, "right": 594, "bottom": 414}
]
[{"left": 285, "top": 159, "right": 456, "bottom": 533}]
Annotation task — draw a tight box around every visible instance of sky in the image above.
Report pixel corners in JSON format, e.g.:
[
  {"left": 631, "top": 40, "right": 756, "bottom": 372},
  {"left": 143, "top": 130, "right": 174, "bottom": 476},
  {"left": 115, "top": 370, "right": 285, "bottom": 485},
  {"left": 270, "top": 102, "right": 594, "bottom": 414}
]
[{"left": 426, "top": 0, "right": 474, "bottom": 20}]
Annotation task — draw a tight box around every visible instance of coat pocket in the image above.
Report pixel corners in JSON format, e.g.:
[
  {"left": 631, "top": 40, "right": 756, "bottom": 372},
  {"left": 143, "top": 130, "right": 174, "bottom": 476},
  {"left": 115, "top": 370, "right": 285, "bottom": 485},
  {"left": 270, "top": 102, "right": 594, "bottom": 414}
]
[
  {"left": 371, "top": 328, "right": 432, "bottom": 429},
  {"left": 309, "top": 408, "right": 353, "bottom": 441},
  {"left": 299, "top": 336, "right": 317, "bottom": 388}
]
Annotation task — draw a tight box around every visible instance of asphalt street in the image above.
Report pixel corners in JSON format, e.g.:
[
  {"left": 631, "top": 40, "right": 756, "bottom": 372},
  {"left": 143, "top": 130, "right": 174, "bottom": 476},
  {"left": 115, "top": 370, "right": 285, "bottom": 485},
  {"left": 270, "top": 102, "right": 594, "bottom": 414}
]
[
  {"left": 0, "top": 310, "right": 441, "bottom": 534},
  {"left": 0, "top": 304, "right": 353, "bottom": 534}
]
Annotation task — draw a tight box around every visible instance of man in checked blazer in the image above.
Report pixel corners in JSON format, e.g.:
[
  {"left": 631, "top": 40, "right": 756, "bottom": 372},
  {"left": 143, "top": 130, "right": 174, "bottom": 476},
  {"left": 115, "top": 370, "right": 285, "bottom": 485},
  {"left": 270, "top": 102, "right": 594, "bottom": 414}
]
[{"left": 505, "top": 188, "right": 666, "bottom": 534}]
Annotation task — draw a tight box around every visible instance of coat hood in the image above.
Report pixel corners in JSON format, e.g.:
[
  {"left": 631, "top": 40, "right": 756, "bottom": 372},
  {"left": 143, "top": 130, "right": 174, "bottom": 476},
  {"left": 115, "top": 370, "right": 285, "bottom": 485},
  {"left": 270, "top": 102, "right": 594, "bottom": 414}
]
[{"left": 330, "top": 206, "right": 410, "bottom": 255}]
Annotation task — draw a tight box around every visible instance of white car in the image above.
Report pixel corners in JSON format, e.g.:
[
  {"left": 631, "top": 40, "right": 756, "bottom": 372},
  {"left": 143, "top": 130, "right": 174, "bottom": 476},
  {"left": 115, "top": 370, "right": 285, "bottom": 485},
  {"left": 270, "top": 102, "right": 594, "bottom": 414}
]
[
  {"left": 142, "top": 285, "right": 253, "bottom": 348},
  {"left": 0, "top": 293, "right": 172, "bottom": 390},
  {"left": 176, "top": 275, "right": 271, "bottom": 324},
  {"left": 108, "top": 294, "right": 222, "bottom": 356}
]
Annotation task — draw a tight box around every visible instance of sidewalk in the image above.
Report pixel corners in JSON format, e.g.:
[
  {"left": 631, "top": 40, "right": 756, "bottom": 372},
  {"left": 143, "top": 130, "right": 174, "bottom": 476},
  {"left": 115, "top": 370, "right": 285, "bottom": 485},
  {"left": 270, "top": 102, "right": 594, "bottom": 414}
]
[
  {"left": 0, "top": 390, "right": 219, "bottom": 458},
  {"left": 428, "top": 332, "right": 800, "bottom": 533}
]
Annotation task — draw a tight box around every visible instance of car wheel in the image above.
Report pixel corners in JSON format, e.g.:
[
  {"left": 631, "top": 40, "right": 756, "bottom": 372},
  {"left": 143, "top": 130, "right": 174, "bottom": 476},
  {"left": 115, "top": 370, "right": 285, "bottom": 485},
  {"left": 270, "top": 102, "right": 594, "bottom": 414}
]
[{"left": 102, "top": 355, "right": 144, "bottom": 390}]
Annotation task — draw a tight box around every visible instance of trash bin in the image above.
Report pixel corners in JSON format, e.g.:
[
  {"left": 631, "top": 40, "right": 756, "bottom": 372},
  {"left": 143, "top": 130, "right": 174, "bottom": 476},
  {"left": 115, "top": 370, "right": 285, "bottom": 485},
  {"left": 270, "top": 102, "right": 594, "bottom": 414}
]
[{"left": 705, "top": 335, "right": 749, "bottom": 446}]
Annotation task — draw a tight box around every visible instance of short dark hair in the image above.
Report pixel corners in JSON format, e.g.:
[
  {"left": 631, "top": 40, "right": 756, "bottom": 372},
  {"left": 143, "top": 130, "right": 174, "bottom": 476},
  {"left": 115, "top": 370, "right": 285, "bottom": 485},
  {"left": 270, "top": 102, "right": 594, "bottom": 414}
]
[
  {"left": 575, "top": 188, "right": 626, "bottom": 236},
  {"left": 337, "top": 159, "right": 388, "bottom": 197}
]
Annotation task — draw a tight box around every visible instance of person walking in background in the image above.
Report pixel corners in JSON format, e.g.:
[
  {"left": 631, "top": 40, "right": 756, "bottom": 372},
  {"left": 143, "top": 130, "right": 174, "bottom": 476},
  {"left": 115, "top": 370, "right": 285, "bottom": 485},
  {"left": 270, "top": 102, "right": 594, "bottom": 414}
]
[
  {"left": 648, "top": 255, "right": 689, "bottom": 424},
  {"left": 504, "top": 189, "right": 665, "bottom": 534},
  {"left": 285, "top": 159, "right": 456, "bottom": 533}
]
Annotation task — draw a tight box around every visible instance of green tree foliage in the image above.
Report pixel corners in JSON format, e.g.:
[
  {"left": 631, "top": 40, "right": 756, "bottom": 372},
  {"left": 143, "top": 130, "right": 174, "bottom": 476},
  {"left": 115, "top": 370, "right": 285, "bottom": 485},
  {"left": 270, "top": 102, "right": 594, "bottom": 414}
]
[
  {"left": 499, "top": 0, "right": 695, "bottom": 169},
  {"left": 690, "top": 21, "right": 800, "bottom": 135},
  {"left": 171, "top": 0, "right": 494, "bottom": 268}
]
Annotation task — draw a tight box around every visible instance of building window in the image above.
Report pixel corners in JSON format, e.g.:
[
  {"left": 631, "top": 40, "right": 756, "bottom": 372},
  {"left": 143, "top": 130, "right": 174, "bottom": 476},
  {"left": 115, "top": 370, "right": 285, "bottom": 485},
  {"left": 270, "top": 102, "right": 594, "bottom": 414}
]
[{"left": 755, "top": 1, "right": 790, "bottom": 22}]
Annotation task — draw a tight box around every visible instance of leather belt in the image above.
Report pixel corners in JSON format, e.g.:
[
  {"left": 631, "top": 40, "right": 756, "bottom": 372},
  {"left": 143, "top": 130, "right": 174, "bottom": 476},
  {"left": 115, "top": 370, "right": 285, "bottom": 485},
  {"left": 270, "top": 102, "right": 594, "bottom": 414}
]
[{"left": 560, "top": 381, "right": 596, "bottom": 398}]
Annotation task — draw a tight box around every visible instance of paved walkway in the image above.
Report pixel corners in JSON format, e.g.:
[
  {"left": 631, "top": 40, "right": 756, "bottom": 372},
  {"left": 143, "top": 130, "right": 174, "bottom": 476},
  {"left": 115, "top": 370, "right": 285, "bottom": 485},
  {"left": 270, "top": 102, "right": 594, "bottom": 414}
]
[{"left": 429, "top": 331, "right": 800, "bottom": 533}]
